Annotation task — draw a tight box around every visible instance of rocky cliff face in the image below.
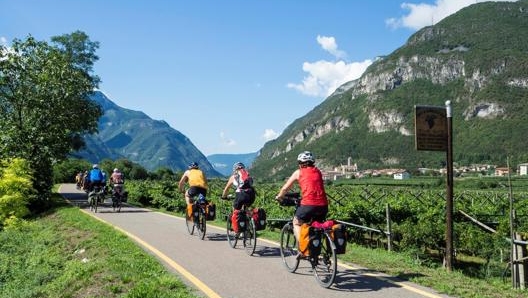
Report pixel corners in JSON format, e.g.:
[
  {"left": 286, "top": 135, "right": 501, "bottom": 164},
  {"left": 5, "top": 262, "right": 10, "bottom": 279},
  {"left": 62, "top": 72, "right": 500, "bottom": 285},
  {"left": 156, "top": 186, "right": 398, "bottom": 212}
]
[{"left": 251, "top": 0, "right": 528, "bottom": 179}]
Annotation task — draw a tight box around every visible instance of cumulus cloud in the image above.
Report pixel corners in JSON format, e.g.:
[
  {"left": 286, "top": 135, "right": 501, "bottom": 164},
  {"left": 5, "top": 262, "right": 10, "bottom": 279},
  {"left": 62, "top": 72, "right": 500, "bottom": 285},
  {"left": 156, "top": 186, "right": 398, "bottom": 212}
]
[
  {"left": 287, "top": 58, "right": 372, "bottom": 97},
  {"left": 220, "top": 131, "right": 236, "bottom": 147},
  {"left": 287, "top": 35, "right": 372, "bottom": 98},
  {"left": 262, "top": 129, "right": 279, "bottom": 141},
  {"left": 0, "top": 37, "right": 7, "bottom": 45},
  {"left": 316, "top": 35, "right": 347, "bottom": 60},
  {"left": 386, "top": 0, "right": 517, "bottom": 30}
]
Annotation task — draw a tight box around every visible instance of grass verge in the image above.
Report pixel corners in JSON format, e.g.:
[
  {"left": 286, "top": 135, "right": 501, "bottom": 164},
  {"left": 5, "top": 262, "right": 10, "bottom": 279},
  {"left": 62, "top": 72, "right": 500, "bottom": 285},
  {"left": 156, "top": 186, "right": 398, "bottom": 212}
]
[{"left": 0, "top": 195, "right": 200, "bottom": 298}]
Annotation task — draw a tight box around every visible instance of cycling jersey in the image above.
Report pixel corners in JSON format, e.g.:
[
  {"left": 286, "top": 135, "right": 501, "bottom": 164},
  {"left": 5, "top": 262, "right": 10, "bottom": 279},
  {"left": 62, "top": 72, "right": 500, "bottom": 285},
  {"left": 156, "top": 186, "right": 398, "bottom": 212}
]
[
  {"left": 187, "top": 169, "right": 208, "bottom": 189},
  {"left": 298, "top": 167, "right": 328, "bottom": 206}
]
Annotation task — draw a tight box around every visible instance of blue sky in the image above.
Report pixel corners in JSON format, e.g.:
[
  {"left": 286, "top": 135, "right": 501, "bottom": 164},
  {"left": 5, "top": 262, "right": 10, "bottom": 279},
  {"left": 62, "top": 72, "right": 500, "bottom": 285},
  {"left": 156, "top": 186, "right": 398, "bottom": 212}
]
[{"left": 0, "top": 0, "right": 517, "bottom": 156}]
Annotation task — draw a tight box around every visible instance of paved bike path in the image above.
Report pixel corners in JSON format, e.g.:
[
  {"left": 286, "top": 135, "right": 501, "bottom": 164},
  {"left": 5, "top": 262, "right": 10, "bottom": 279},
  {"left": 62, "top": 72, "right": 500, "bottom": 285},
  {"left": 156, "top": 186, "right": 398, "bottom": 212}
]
[{"left": 59, "top": 183, "right": 452, "bottom": 298}]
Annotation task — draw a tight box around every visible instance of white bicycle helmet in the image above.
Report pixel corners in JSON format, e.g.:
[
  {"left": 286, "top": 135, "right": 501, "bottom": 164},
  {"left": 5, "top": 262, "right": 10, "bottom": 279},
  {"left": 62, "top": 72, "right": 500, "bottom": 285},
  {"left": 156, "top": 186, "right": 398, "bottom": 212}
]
[
  {"left": 297, "top": 151, "right": 315, "bottom": 164},
  {"left": 113, "top": 168, "right": 119, "bottom": 173}
]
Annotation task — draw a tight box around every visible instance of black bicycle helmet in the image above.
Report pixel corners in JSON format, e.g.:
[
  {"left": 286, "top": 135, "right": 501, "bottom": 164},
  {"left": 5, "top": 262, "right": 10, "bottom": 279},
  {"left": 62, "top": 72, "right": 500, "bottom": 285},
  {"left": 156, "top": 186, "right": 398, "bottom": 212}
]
[{"left": 188, "top": 162, "right": 199, "bottom": 169}]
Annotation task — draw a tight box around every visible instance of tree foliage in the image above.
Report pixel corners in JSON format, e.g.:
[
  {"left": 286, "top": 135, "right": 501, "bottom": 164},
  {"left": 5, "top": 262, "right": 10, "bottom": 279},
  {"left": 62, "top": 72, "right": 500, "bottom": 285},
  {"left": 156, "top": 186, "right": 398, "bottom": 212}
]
[
  {"left": 0, "top": 31, "right": 102, "bottom": 210},
  {"left": 0, "top": 158, "right": 34, "bottom": 229}
]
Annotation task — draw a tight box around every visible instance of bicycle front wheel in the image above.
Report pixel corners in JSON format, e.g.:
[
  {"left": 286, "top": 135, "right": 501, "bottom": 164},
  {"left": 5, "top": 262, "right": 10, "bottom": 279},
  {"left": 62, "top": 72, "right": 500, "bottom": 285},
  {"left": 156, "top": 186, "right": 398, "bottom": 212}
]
[
  {"left": 280, "top": 222, "right": 299, "bottom": 273},
  {"left": 312, "top": 232, "right": 337, "bottom": 288},
  {"left": 226, "top": 213, "right": 237, "bottom": 248},
  {"left": 243, "top": 218, "right": 257, "bottom": 256},
  {"left": 197, "top": 208, "right": 207, "bottom": 240}
]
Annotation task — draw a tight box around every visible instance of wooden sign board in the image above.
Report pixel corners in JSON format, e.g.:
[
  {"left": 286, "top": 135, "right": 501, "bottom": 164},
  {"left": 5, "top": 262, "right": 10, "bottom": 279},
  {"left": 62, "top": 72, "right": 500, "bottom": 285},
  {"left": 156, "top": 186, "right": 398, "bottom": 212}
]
[{"left": 415, "top": 105, "right": 447, "bottom": 151}]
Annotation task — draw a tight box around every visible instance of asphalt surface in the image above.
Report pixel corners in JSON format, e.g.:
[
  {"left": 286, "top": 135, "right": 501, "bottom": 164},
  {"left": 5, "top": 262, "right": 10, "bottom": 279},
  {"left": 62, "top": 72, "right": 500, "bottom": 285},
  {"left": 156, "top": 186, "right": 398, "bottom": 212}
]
[{"left": 59, "top": 183, "right": 453, "bottom": 298}]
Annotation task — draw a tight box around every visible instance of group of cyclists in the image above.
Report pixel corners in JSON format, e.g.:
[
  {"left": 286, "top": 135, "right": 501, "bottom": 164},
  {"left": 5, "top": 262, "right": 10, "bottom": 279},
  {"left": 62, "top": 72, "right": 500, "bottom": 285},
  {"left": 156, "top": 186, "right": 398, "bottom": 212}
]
[
  {"left": 180, "top": 150, "right": 329, "bottom": 247},
  {"left": 77, "top": 149, "right": 328, "bottom": 246},
  {"left": 75, "top": 164, "right": 126, "bottom": 203}
]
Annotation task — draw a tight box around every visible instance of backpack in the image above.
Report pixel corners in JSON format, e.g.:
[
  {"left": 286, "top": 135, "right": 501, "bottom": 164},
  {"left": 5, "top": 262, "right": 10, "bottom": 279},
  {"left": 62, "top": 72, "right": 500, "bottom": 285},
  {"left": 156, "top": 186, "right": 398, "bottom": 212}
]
[
  {"left": 252, "top": 208, "right": 267, "bottom": 231},
  {"left": 231, "top": 209, "right": 247, "bottom": 233},
  {"left": 89, "top": 168, "right": 103, "bottom": 182},
  {"left": 299, "top": 224, "right": 322, "bottom": 257},
  {"left": 236, "top": 168, "right": 253, "bottom": 189},
  {"left": 113, "top": 172, "right": 124, "bottom": 184}
]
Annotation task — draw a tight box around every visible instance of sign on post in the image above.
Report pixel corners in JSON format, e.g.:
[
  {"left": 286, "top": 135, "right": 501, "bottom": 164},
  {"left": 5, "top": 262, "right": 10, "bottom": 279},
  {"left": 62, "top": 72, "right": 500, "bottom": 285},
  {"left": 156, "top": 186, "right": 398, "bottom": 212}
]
[{"left": 415, "top": 105, "right": 447, "bottom": 151}]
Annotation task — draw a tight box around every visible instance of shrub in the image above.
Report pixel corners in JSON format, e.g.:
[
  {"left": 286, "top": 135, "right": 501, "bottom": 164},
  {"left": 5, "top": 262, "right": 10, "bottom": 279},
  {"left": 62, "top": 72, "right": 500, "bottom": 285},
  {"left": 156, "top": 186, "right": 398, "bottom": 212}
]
[{"left": 0, "top": 158, "right": 35, "bottom": 229}]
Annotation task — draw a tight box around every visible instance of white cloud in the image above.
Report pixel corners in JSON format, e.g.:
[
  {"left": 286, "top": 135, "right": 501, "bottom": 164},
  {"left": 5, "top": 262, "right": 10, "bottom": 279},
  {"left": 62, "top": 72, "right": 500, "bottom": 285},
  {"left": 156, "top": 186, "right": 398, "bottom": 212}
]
[
  {"left": 316, "top": 35, "right": 346, "bottom": 60},
  {"left": 262, "top": 129, "right": 279, "bottom": 141},
  {"left": 288, "top": 35, "right": 372, "bottom": 97},
  {"left": 0, "top": 37, "right": 7, "bottom": 45},
  {"left": 220, "top": 131, "right": 236, "bottom": 147},
  {"left": 386, "top": 0, "right": 518, "bottom": 30},
  {"left": 287, "top": 59, "right": 372, "bottom": 97}
]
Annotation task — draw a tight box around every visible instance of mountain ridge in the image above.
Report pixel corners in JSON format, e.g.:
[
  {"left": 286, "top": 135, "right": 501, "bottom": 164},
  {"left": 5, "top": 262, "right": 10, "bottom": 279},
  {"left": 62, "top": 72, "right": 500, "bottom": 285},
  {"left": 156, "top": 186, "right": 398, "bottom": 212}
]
[
  {"left": 250, "top": 0, "right": 528, "bottom": 180},
  {"left": 75, "top": 91, "right": 222, "bottom": 177}
]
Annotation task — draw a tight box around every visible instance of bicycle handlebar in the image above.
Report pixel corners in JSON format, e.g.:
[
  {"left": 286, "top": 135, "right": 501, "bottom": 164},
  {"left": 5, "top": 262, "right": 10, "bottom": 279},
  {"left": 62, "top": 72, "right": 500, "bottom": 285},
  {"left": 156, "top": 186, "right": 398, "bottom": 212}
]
[
  {"left": 221, "top": 194, "right": 235, "bottom": 200},
  {"left": 276, "top": 192, "right": 301, "bottom": 207}
]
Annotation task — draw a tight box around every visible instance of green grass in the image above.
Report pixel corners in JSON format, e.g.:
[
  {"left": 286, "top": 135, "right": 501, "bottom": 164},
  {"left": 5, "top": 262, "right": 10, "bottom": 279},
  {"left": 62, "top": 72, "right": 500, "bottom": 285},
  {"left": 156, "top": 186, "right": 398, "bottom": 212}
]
[{"left": 0, "top": 195, "right": 199, "bottom": 298}]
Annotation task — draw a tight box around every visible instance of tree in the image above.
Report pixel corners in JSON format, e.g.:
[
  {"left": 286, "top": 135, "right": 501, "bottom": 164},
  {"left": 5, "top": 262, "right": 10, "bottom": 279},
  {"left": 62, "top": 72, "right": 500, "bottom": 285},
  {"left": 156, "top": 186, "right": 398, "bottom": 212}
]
[{"left": 0, "top": 32, "right": 103, "bottom": 211}]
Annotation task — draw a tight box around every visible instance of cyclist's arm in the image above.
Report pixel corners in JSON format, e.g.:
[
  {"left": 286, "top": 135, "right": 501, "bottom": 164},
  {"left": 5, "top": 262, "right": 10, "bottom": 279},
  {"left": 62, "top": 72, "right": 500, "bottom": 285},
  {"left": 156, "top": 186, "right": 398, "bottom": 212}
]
[
  {"left": 178, "top": 171, "right": 189, "bottom": 193},
  {"left": 221, "top": 175, "right": 235, "bottom": 198},
  {"left": 276, "top": 169, "right": 300, "bottom": 199}
]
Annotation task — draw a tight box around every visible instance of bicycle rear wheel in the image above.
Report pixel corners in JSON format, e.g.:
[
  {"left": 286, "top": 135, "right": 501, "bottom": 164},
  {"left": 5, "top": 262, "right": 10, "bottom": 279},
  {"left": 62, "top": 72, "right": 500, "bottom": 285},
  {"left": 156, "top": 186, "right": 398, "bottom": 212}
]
[
  {"left": 197, "top": 208, "right": 207, "bottom": 240},
  {"left": 243, "top": 217, "right": 257, "bottom": 256},
  {"left": 94, "top": 194, "right": 99, "bottom": 213},
  {"left": 312, "top": 232, "right": 337, "bottom": 288},
  {"left": 280, "top": 222, "right": 299, "bottom": 273},
  {"left": 226, "top": 213, "right": 237, "bottom": 248},
  {"left": 185, "top": 205, "right": 195, "bottom": 235},
  {"left": 89, "top": 195, "right": 95, "bottom": 212},
  {"left": 116, "top": 196, "right": 122, "bottom": 213}
]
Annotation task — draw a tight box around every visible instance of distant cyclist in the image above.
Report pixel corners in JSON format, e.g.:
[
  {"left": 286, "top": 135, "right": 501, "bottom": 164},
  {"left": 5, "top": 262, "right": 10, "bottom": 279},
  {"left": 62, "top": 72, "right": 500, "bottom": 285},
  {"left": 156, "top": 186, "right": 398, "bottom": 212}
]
[
  {"left": 87, "top": 164, "right": 104, "bottom": 193},
  {"left": 110, "top": 168, "right": 125, "bottom": 185},
  {"left": 275, "top": 151, "right": 328, "bottom": 242},
  {"left": 222, "top": 162, "right": 255, "bottom": 210},
  {"left": 178, "top": 162, "right": 208, "bottom": 206},
  {"left": 110, "top": 168, "right": 125, "bottom": 197}
]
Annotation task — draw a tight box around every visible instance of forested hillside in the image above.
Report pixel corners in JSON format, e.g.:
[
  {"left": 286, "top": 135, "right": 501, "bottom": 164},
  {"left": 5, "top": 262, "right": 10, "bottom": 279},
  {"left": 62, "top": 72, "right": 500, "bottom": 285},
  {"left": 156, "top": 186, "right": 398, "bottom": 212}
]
[{"left": 251, "top": 0, "right": 528, "bottom": 180}]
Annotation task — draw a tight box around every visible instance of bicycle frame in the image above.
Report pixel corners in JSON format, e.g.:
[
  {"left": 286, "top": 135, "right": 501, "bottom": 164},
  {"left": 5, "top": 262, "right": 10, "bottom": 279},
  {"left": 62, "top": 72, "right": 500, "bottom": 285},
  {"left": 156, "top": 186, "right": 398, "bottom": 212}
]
[
  {"left": 224, "top": 197, "right": 257, "bottom": 256},
  {"left": 278, "top": 193, "right": 337, "bottom": 288},
  {"left": 185, "top": 195, "right": 208, "bottom": 240}
]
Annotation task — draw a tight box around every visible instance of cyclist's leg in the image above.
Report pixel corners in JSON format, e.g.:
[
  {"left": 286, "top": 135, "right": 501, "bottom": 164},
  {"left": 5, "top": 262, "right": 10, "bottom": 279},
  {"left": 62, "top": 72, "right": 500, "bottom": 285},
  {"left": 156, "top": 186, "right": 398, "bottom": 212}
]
[{"left": 294, "top": 205, "right": 315, "bottom": 242}]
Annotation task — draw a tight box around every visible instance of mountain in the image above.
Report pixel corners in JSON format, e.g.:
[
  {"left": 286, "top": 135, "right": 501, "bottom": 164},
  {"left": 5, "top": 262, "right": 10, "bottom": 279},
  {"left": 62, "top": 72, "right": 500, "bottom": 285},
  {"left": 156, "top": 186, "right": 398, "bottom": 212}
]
[
  {"left": 251, "top": 0, "right": 528, "bottom": 180},
  {"left": 74, "top": 91, "right": 222, "bottom": 177},
  {"left": 207, "top": 152, "right": 258, "bottom": 177}
]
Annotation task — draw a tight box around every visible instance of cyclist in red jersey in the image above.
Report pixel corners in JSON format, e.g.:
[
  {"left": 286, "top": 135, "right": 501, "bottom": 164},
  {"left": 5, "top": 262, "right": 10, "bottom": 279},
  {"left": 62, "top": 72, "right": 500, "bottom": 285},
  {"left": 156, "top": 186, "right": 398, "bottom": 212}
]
[{"left": 276, "top": 151, "right": 329, "bottom": 242}]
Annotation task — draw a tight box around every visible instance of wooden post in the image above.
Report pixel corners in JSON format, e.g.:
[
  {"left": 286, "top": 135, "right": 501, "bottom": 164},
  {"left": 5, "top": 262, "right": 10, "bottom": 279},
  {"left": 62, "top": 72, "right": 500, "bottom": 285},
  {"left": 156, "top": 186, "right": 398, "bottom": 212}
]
[
  {"left": 386, "top": 203, "right": 392, "bottom": 252},
  {"left": 514, "top": 233, "right": 527, "bottom": 289},
  {"left": 445, "top": 100, "right": 454, "bottom": 272}
]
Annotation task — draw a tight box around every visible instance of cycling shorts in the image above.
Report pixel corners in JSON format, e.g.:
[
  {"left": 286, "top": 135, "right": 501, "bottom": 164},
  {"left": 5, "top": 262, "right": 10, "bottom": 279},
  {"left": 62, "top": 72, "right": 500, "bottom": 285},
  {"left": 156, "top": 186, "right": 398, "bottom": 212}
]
[
  {"left": 187, "top": 186, "right": 207, "bottom": 199},
  {"left": 295, "top": 205, "right": 328, "bottom": 224},
  {"left": 233, "top": 188, "right": 256, "bottom": 210}
]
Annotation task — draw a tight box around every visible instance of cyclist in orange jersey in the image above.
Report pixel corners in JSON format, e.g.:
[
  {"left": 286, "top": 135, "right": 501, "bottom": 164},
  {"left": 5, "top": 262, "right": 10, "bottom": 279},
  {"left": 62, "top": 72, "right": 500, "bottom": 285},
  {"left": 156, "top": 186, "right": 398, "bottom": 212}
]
[{"left": 179, "top": 162, "right": 208, "bottom": 205}]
